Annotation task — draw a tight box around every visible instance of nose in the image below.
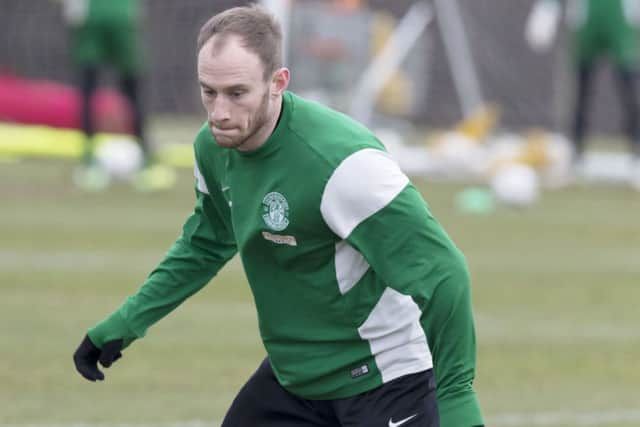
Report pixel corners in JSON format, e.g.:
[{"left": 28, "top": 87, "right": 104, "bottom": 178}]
[{"left": 210, "top": 97, "right": 231, "bottom": 124}]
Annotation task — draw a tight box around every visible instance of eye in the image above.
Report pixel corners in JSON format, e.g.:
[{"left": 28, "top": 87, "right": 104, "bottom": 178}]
[
  {"left": 202, "top": 87, "right": 216, "bottom": 97},
  {"left": 231, "top": 90, "right": 246, "bottom": 99}
]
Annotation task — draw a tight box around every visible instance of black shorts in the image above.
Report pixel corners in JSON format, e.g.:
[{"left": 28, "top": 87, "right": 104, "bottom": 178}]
[{"left": 221, "top": 357, "right": 439, "bottom": 427}]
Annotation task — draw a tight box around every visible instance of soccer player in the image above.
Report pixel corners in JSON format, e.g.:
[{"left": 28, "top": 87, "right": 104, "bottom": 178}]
[
  {"left": 529, "top": 0, "right": 640, "bottom": 184},
  {"left": 61, "top": 0, "right": 171, "bottom": 190},
  {"left": 571, "top": 0, "right": 640, "bottom": 180},
  {"left": 72, "top": 6, "right": 484, "bottom": 427}
]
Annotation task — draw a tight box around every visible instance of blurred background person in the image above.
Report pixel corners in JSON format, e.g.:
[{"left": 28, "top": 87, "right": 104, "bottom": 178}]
[
  {"left": 59, "top": 0, "right": 172, "bottom": 191},
  {"left": 527, "top": 0, "right": 640, "bottom": 186}
]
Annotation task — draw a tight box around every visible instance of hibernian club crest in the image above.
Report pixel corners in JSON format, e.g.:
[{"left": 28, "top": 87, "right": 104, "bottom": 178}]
[{"left": 262, "top": 192, "right": 289, "bottom": 231}]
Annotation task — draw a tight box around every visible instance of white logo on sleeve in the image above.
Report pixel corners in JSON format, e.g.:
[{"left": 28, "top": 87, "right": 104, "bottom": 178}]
[
  {"left": 388, "top": 414, "right": 418, "bottom": 427},
  {"left": 262, "top": 192, "right": 289, "bottom": 231}
]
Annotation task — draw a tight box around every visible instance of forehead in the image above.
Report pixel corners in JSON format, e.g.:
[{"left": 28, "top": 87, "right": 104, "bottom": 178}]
[{"left": 197, "top": 35, "right": 265, "bottom": 87}]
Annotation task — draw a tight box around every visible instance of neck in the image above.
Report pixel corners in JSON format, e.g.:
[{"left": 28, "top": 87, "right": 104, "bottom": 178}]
[{"left": 237, "top": 96, "right": 283, "bottom": 152}]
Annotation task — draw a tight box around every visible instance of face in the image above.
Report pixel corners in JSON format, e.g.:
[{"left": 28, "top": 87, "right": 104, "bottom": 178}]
[{"left": 197, "top": 34, "right": 289, "bottom": 151}]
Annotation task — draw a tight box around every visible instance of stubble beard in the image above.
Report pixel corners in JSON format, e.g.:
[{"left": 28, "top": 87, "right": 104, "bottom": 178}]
[{"left": 215, "top": 89, "right": 271, "bottom": 150}]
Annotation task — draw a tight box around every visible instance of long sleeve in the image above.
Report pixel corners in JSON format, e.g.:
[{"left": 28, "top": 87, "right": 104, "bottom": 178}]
[
  {"left": 88, "top": 187, "right": 237, "bottom": 348},
  {"left": 320, "top": 148, "right": 483, "bottom": 426}
]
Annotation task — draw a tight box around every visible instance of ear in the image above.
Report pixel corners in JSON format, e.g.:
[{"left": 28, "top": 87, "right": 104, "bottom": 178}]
[{"left": 270, "top": 67, "right": 290, "bottom": 96}]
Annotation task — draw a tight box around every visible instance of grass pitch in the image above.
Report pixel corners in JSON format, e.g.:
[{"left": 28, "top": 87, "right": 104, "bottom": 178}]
[{"left": 1, "top": 152, "right": 639, "bottom": 426}]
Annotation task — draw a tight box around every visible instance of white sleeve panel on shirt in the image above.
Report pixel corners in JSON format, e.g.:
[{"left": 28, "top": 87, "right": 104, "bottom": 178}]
[
  {"left": 334, "top": 240, "right": 370, "bottom": 295},
  {"left": 194, "top": 163, "right": 209, "bottom": 194},
  {"left": 320, "top": 148, "right": 409, "bottom": 239}
]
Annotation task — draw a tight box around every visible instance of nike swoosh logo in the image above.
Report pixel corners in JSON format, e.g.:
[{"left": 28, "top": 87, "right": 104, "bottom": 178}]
[
  {"left": 388, "top": 414, "right": 418, "bottom": 427},
  {"left": 221, "top": 186, "right": 230, "bottom": 192}
]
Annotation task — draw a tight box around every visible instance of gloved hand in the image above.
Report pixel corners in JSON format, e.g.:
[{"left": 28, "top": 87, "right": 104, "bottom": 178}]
[{"left": 73, "top": 334, "right": 123, "bottom": 381}]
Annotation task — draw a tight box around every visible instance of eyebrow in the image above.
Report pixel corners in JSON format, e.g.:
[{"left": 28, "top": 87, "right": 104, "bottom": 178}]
[{"left": 199, "top": 81, "right": 249, "bottom": 92}]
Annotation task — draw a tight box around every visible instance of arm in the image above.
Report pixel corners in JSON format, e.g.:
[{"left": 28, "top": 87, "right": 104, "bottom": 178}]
[
  {"left": 88, "top": 185, "right": 237, "bottom": 348},
  {"left": 320, "top": 148, "right": 483, "bottom": 427},
  {"left": 625, "top": 0, "right": 640, "bottom": 27},
  {"left": 74, "top": 163, "right": 237, "bottom": 380},
  {"left": 525, "top": 0, "right": 561, "bottom": 53},
  {"left": 52, "top": 0, "right": 89, "bottom": 26}
]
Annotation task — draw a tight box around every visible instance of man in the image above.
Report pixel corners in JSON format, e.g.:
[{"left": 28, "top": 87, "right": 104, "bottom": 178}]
[
  {"left": 528, "top": 0, "right": 640, "bottom": 185},
  {"left": 73, "top": 5, "right": 484, "bottom": 426},
  {"left": 62, "top": 0, "right": 171, "bottom": 191},
  {"left": 570, "top": 0, "right": 640, "bottom": 178}
]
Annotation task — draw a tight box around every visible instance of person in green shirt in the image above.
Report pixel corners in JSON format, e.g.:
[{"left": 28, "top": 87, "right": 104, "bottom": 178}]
[
  {"left": 72, "top": 5, "right": 484, "bottom": 426},
  {"left": 570, "top": 0, "right": 640, "bottom": 168},
  {"left": 529, "top": 0, "right": 640, "bottom": 174},
  {"left": 61, "top": 0, "right": 170, "bottom": 190}
]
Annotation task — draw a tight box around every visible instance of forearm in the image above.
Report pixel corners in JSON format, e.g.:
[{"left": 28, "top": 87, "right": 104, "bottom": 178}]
[
  {"left": 420, "top": 265, "right": 483, "bottom": 427},
  {"left": 89, "top": 190, "right": 237, "bottom": 348},
  {"left": 89, "top": 237, "right": 235, "bottom": 347}
]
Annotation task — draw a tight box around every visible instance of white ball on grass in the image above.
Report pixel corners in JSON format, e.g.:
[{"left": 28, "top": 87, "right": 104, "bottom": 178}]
[
  {"left": 491, "top": 164, "right": 540, "bottom": 207},
  {"left": 95, "top": 137, "right": 144, "bottom": 180}
]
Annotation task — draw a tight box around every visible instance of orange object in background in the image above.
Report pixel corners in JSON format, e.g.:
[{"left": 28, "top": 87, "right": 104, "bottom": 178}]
[
  {"left": 330, "top": 0, "right": 364, "bottom": 12},
  {"left": 0, "top": 73, "right": 133, "bottom": 134}
]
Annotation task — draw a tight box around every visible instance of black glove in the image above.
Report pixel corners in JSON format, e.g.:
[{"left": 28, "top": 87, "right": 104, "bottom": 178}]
[{"left": 73, "top": 334, "right": 123, "bottom": 381}]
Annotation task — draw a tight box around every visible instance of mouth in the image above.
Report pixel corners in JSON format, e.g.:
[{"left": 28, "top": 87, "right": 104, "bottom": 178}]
[{"left": 210, "top": 124, "right": 236, "bottom": 134}]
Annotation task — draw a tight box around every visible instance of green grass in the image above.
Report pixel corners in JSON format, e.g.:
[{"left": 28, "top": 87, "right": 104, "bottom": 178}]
[{"left": 1, "top": 154, "right": 639, "bottom": 426}]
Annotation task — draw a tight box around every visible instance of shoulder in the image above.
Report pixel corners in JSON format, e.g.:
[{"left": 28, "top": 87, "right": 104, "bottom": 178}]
[
  {"left": 285, "top": 92, "right": 387, "bottom": 167},
  {"left": 319, "top": 148, "right": 410, "bottom": 238},
  {"left": 283, "top": 94, "right": 412, "bottom": 235}
]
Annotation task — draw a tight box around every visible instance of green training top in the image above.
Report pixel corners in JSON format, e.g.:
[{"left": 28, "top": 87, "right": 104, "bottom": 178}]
[
  {"left": 89, "top": 91, "right": 483, "bottom": 426},
  {"left": 85, "top": 0, "right": 139, "bottom": 24},
  {"left": 69, "top": 0, "right": 141, "bottom": 73},
  {"left": 567, "top": 0, "right": 640, "bottom": 65}
]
